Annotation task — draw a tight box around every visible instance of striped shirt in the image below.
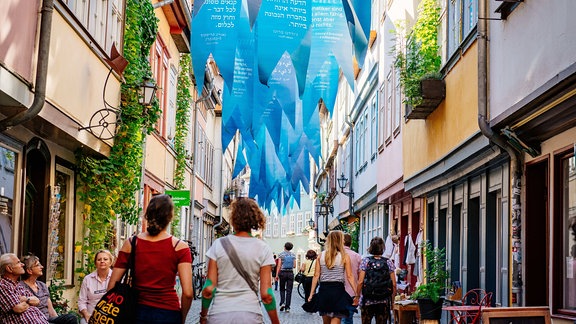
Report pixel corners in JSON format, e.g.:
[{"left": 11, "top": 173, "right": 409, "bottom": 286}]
[{"left": 319, "top": 252, "right": 345, "bottom": 283}]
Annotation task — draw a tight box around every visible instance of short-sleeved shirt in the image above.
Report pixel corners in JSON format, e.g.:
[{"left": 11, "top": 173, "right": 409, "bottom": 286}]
[
  {"left": 0, "top": 277, "right": 48, "bottom": 324},
  {"left": 206, "top": 235, "right": 274, "bottom": 316},
  {"left": 278, "top": 250, "right": 295, "bottom": 271},
  {"left": 18, "top": 280, "right": 51, "bottom": 319},
  {"left": 344, "top": 246, "right": 361, "bottom": 297},
  {"left": 115, "top": 236, "right": 192, "bottom": 311},
  {"left": 359, "top": 256, "right": 396, "bottom": 306}
]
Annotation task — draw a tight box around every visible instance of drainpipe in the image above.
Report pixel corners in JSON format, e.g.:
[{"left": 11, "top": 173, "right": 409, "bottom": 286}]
[
  {"left": 344, "top": 117, "right": 355, "bottom": 217},
  {"left": 153, "top": 0, "right": 175, "bottom": 9},
  {"left": 478, "top": 0, "right": 522, "bottom": 306},
  {"left": 0, "top": 0, "right": 54, "bottom": 132}
]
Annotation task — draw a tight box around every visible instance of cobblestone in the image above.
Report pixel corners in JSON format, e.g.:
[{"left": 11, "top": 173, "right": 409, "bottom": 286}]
[{"left": 185, "top": 284, "right": 361, "bottom": 323}]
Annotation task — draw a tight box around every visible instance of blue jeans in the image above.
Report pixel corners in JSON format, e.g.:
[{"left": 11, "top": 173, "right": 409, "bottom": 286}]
[
  {"left": 342, "top": 304, "right": 357, "bottom": 324},
  {"left": 136, "top": 304, "right": 182, "bottom": 324}
]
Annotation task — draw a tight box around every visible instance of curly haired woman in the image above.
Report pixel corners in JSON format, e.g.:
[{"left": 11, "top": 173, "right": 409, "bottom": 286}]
[{"left": 199, "top": 197, "right": 279, "bottom": 324}]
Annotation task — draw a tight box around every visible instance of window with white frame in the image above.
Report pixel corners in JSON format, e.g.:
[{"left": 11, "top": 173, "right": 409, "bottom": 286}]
[
  {"left": 266, "top": 216, "right": 272, "bottom": 237},
  {"left": 167, "top": 65, "right": 178, "bottom": 145},
  {"left": 305, "top": 211, "right": 311, "bottom": 231},
  {"left": 151, "top": 36, "right": 171, "bottom": 135},
  {"left": 445, "top": 0, "right": 478, "bottom": 60},
  {"left": 393, "top": 68, "right": 402, "bottom": 132},
  {"left": 361, "top": 214, "right": 368, "bottom": 254},
  {"left": 378, "top": 84, "right": 386, "bottom": 147},
  {"left": 53, "top": 164, "right": 75, "bottom": 285},
  {"left": 273, "top": 216, "right": 279, "bottom": 237},
  {"left": 62, "top": 0, "right": 125, "bottom": 55},
  {"left": 370, "top": 94, "right": 378, "bottom": 156},
  {"left": 355, "top": 119, "right": 363, "bottom": 170},
  {"left": 289, "top": 213, "right": 295, "bottom": 233},
  {"left": 296, "top": 212, "right": 303, "bottom": 234},
  {"left": 386, "top": 70, "right": 393, "bottom": 141},
  {"left": 281, "top": 216, "right": 287, "bottom": 237}
]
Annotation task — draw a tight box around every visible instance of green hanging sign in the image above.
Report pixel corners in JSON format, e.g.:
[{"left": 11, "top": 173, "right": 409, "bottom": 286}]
[{"left": 165, "top": 190, "right": 190, "bottom": 207}]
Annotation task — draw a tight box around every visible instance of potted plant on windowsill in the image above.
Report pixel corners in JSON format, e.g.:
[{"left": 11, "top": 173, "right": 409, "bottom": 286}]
[
  {"left": 411, "top": 241, "right": 449, "bottom": 320},
  {"left": 395, "top": 0, "right": 443, "bottom": 119}
]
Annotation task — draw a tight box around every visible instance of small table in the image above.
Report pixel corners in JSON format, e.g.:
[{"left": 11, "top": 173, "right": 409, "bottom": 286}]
[
  {"left": 442, "top": 305, "right": 483, "bottom": 324},
  {"left": 393, "top": 302, "right": 420, "bottom": 324}
]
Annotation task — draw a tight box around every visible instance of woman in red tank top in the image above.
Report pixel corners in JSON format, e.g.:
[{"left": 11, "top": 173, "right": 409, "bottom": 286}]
[{"left": 109, "top": 195, "right": 193, "bottom": 324}]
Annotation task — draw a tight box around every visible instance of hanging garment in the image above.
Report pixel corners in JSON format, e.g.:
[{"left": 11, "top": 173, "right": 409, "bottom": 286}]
[
  {"left": 405, "top": 234, "right": 416, "bottom": 265},
  {"left": 384, "top": 234, "right": 394, "bottom": 259},
  {"left": 413, "top": 230, "right": 424, "bottom": 283}
]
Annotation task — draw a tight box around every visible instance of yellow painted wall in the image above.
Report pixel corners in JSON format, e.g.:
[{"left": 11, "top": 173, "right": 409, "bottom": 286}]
[
  {"left": 403, "top": 42, "right": 479, "bottom": 179},
  {"left": 47, "top": 12, "right": 121, "bottom": 126}
]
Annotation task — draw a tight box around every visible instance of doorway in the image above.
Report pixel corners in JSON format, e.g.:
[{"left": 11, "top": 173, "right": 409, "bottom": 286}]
[
  {"left": 21, "top": 138, "right": 50, "bottom": 281},
  {"left": 524, "top": 159, "right": 548, "bottom": 306}
]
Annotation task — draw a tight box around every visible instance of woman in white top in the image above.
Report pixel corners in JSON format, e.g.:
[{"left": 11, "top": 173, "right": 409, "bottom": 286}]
[
  {"left": 199, "top": 197, "right": 280, "bottom": 324},
  {"left": 309, "top": 230, "right": 358, "bottom": 323},
  {"left": 78, "top": 250, "right": 113, "bottom": 324}
]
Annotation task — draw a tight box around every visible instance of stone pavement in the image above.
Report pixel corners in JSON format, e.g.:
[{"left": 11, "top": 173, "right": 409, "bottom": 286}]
[{"left": 185, "top": 283, "right": 361, "bottom": 323}]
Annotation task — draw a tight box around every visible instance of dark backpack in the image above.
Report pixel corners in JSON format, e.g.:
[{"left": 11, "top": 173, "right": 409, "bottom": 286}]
[{"left": 362, "top": 256, "right": 393, "bottom": 301}]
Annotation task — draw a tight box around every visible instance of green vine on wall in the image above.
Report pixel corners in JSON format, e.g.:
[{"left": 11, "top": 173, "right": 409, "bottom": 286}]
[
  {"left": 394, "top": 0, "right": 441, "bottom": 107},
  {"left": 170, "top": 54, "right": 193, "bottom": 236},
  {"left": 76, "top": 0, "right": 159, "bottom": 276},
  {"left": 174, "top": 54, "right": 192, "bottom": 188}
]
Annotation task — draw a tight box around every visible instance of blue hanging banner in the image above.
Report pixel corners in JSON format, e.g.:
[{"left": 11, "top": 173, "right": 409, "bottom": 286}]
[
  {"left": 191, "top": 0, "right": 243, "bottom": 95},
  {"left": 342, "top": 0, "right": 370, "bottom": 67},
  {"left": 246, "top": 0, "right": 262, "bottom": 29},
  {"left": 256, "top": 0, "right": 311, "bottom": 90},
  {"left": 307, "top": 0, "right": 355, "bottom": 89}
]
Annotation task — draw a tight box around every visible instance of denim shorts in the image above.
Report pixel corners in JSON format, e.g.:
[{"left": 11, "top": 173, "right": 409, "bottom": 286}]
[{"left": 136, "top": 304, "right": 182, "bottom": 324}]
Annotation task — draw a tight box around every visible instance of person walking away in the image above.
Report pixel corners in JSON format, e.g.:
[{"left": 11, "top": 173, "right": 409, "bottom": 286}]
[
  {"left": 109, "top": 194, "right": 193, "bottom": 324},
  {"left": 0, "top": 253, "right": 48, "bottom": 323},
  {"left": 356, "top": 237, "right": 396, "bottom": 324},
  {"left": 272, "top": 254, "right": 279, "bottom": 291},
  {"left": 308, "top": 230, "right": 358, "bottom": 324},
  {"left": 299, "top": 250, "right": 317, "bottom": 302},
  {"left": 343, "top": 233, "right": 361, "bottom": 324},
  {"left": 199, "top": 197, "right": 279, "bottom": 324},
  {"left": 78, "top": 249, "right": 114, "bottom": 324},
  {"left": 19, "top": 253, "right": 78, "bottom": 323},
  {"left": 275, "top": 241, "right": 296, "bottom": 312}
]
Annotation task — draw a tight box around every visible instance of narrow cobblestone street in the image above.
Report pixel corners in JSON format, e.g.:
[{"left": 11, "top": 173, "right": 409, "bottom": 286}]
[{"left": 185, "top": 283, "right": 361, "bottom": 323}]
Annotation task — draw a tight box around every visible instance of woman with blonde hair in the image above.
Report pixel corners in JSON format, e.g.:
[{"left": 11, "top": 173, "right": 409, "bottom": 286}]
[
  {"left": 308, "top": 230, "right": 358, "bottom": 324},
  {"left": 78, "top": 250, "right": 114, "bottom": 323}
]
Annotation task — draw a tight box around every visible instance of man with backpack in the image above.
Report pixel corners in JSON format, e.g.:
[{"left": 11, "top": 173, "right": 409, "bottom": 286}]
[
  {"left": 356, "top": 237, "right": 397, "bottom": 324},
  {"left": 275, "top": 242, "right": 296, "bottom": 312}
]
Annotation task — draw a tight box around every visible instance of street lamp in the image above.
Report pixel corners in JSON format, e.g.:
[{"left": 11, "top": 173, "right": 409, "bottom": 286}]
[
  {"left": 139, "top": 78, "right": 157, "bottom": 106},
  {"left": 308, "top": 217, "right": 315, "bottom": 228},
  {"left": 337, "top": 173, "right": 354, "bottom": 198},
  {"left": 314, "top": 201, "right": 333, "bottom": 245}
]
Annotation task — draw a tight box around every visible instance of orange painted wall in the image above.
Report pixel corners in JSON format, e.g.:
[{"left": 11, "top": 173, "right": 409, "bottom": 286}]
[{"left": 403, "top": 42, "right": 479, "bottom": 179}]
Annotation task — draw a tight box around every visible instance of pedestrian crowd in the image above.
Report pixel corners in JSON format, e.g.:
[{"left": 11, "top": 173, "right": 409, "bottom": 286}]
[{"left": 1, "top": 194, "right": 401, "bottom": 324}]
